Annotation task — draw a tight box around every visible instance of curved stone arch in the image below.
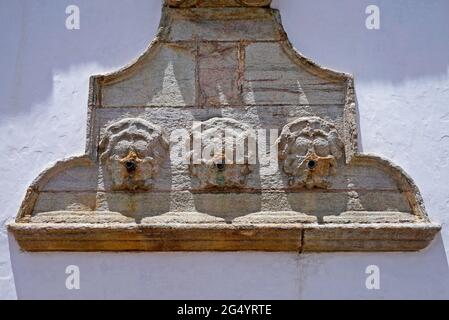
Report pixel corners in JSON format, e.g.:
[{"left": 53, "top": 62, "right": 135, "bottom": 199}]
[
  {"left": 15, "top": 155, "right": 95, "bottom": 221},
  {"left": 349, "top": 154, "right": 430, "bottom": 220}
]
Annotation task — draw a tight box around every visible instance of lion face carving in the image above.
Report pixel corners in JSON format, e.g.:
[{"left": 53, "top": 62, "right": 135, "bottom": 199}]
[
  {"left": 189, "top": 118, "right": 256, "bottom": 189},
  {"left": 99, "top": 118, "right": 169, "bottom": 191},
  {"left": 278, "top": 117, "right": 344, "bottom": 189}
]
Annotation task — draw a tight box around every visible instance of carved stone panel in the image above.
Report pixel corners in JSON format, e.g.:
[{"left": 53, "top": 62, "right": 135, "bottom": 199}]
[
  {"left": 278, "top": 117, "right": 344, "bottom": 189},
  {"left": 99, "top": 118, "right": 169, "bottom": 191},
  {"left": 8, "top": 0, "right": 440, "bottom": 252},
  {"left": 189, "top": 118, "right": 256, "bottom": 189}
]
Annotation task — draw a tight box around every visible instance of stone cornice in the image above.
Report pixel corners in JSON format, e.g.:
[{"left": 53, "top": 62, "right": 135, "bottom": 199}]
[{"left": 165, "top": 0, "right": 272, "bottom": 8}]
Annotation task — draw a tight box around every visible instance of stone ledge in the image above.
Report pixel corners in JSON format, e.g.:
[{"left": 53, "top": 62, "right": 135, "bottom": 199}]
[
  {"left": 8, "top": 222, "right": 440, "bottom": 253},
  {"left": 302, "top": 223, "right": 441, "bottom": 252},
  {"left": 166, "top": 0, "right": 272, "bottom": 8}
]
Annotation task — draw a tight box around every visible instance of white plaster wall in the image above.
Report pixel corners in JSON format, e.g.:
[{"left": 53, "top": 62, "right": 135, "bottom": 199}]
[{"left": 1, "top": 0, "right": 448, "bottom": 300}]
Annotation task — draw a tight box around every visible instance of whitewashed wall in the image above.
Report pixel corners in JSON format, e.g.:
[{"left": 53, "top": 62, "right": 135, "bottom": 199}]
[{"left": 1, "top": 0, "right": 448, "bottom": 299}]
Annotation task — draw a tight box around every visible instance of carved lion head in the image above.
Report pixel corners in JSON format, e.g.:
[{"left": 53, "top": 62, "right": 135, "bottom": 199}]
[
  {"left": 278, "top": 117, "right": 344, "bottom": 189},
  {"left": 189, "top": 118, "right": 256, "bottom": 189},
  {"left": 99, "top": 118, "right": 169, "bottom": 191}
]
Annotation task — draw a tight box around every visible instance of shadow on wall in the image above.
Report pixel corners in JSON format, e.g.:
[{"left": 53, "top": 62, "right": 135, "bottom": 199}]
[
  {"left": 0, "top": 0, "right": 163, "bottom": 118},
  {"left": 3, "top": 0, "right": 449, "bottom": 118},
  {"left": 9, "top": 234, "right": 449, "bottom": 299},
  {"left": 278, "top": 0, "right": 449, "bottom": 82},
  {"left": 0, "top": 0, "right": 163, "bottom": 299}
]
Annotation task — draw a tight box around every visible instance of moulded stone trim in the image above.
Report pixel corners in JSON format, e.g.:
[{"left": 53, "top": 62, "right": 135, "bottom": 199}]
[
  {"left": 166, "top": 0, "right": 273, "bottom": 8},
  {"left": 14, "top": 156, "right": 95, "bottom": 222},
  {"left": 349, "top": 154, "right": 429, "bottom": 219},
  {"left": 8, "top": 222, "right": 440, "bottom": 252},
  {"left": 302, "top": 223, "right": 441, "bottom": 252}
]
